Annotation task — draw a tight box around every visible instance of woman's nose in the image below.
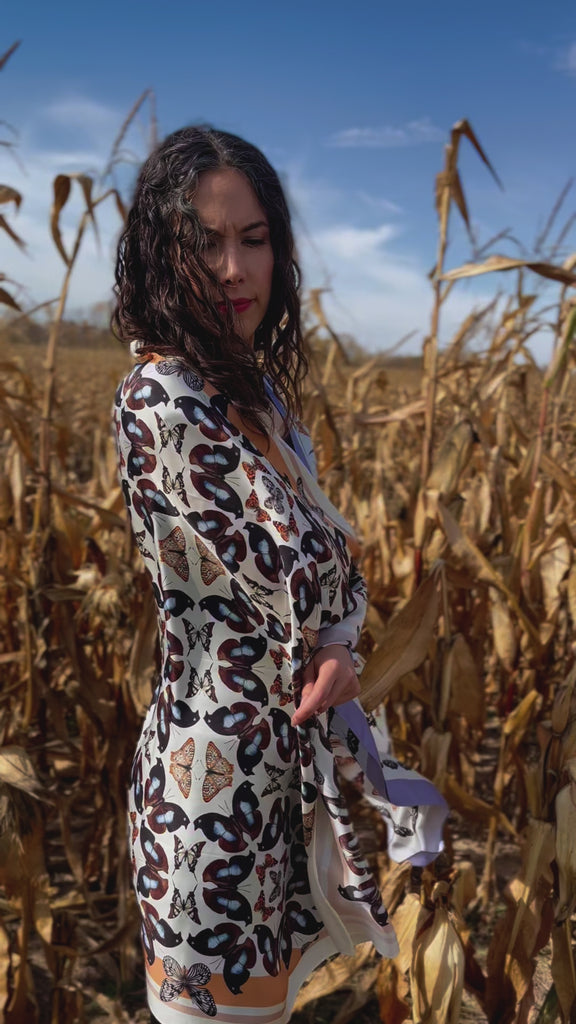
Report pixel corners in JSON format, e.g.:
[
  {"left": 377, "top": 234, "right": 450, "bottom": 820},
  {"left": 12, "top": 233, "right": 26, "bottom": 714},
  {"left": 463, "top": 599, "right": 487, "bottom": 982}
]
[{"left": 218, "top": 243, "right": 244, "bottom": 285}]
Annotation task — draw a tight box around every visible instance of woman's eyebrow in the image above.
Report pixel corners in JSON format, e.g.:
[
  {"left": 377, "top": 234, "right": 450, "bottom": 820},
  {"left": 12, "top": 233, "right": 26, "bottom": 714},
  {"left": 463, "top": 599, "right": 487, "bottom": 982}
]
[{"left": 204, "top": 220, "right": 268, "bottom": 237}]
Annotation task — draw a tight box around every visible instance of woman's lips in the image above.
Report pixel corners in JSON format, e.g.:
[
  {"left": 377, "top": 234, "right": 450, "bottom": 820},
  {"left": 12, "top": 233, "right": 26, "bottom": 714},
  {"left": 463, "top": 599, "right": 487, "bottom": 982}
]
[{"left": 217, "top": 298, "right": 253, "bottom": 314}]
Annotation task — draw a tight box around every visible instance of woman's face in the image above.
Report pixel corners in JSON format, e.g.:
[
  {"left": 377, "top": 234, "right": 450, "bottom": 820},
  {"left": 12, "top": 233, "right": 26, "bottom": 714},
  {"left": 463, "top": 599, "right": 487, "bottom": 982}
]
[{"left": 193, "top": 167, "right": 274, "bottom": 346}]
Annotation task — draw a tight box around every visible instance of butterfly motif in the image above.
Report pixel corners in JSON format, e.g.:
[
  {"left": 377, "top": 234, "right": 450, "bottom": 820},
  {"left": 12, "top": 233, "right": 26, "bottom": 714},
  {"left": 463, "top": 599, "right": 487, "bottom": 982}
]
[
  {"left": 152, "top": 582, "right": 196, "bottom": 619},
  {"left": 189, "top": 923, "right": 256, "bottom": 996},
  {"left": 268, "top": 868, "right": 283, "bottom": 904},
  {"left": 162, "top": 466, "right": 189, "bottom": 506},
  {"left": 240, "top": 574, "right": 275, "bottom": 610},
  {"left": 183, "top": 619, "right": 214, "bottom": 652},
  {"left": 320, "top": 564, "right": 339, "bottom": 604},
  {"left": 159, "top": 527, "right": 189, "bottom": 582},
  {"left": 286, "top": 842, "right": 308, "bottom": 898},
  {"left": 265, "top": 613, "right": 291, "bottom": 644},
  {"left": 189, "top": 442, "right": 241, "bottom": 476},
  {"left": 168, "top": 885, "right": 200, "bottom": 924},
  {"left": 199, "top": 594, "right": 257, "bottom": 635},
  {"left": 134, "top": 529, "right": 152, "bottom": 560},
  {"left": 163, "top": 629, "right": 184, "bottom": 683},
  {"left": 145, "top": 758, "right": 191, "bottom": 835},
  {"left": 246, "top": 488, "right": 271, "bottom": 522},
  {"left": 157, "top": 684, "right": 199, "bottom": 754},
  {"left": 193, "top": 537, "right": 225, "bottom": 586},
  {"left": 121, "top": 410, "right": 157, "bottom": 480},
  {"left": 137, "top": 823, "right": 169, "bottom": 902},
  {"left": 302, "top": 810, "right": 315, "bottom": 848},
  {"left": 129, "top": 811, "right": 138, "bottom": 845},
  {"left": 202, "top": 851, "right": 255, "bottom": 925},
  {"left": 174, "top": 837, "right": 205, "bottom": 875},
  {"left": 337, "top": 877, "right": 390, "bottom": 927},
  {"left": 337, "top": 832, "right": 365, "bottom": 875},
  {"left": 242, "top": 457, "right": 267, "bottom": 486},
  {"left": 270, "top": 675, "right": 292, "bottom": 708},
  {"left": 218, "top": 665, "right": 268, "bottom": 707},
  {"left": 141, "top": 901, "right": 183, "bottom": 967},
  {"left": 262, "top": 475, "right": 286, "bottom": 515},
  {"left": 202, "top": 741, "right": 234, "bottom": 802},
  {"left": 194, "top": 781, "right": 262, "bottom": 853},
  {"left": 159, "top": 955, "right": 217, "bottom": 1015},
  {"left": 217, "top": 634, "right": 268, "bottom": 668},
  {"left": 301, "top": 527, "right": 332, "bottom": 563},
  {"left": 261, "top": 762, "right": 287, "bottom": 797},
  {"left": 244, "top": 523, "right": 284, "bottom": 582},
  {"left": 269, "top": 646, "right": 290, "bottom": 671},
  {"left": 126, "top": 377, "right": 170, "bottom": 410},
  {"left": 204, "top": 703, "right": 270, "bottom": 776},
  {"left": 173, "top": 394, "right": 229, "bottom": 441},
  {"left": 302, "top": 624, "right": 320, "bottom": 661},
  {"left": 155, "top": 358, "right": 204, "bottom": 392},
  {"left": 258, "top": 795, "right": 291, "bottom": 852},
  {"left": 255, "top": 853, "right": 278, "bottom": 886},
  {"left": 269, "top": 708, "right": 296, "bottom": 764},
  {"left": 273, "top": 514, "right": 299, "bottom": 542},
  {"left": 186, "top": 667, "right": 217, "bottom": 703},
  {"left": 290, "top": 568, "right": 320, "bottom": 629},
  {"left": 190, "top": 469, "right": 244, "bottom": 518},
  {"left": 254, "top": 890, "right": 275, "bottom": 921},
  {"left": 154, "top": 412, "right": 187, "bottom": 455},
  {"left": 169, "top": 737, "right": 195, "bottom": 798}
]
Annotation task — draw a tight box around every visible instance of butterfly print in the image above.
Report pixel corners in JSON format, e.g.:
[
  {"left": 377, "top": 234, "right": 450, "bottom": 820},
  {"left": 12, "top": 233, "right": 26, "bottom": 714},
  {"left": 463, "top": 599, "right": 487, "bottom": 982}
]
[
  {"left": 186, "top": 667, "right": 217, "bottom": 703},
  {"left": 152, "top": 582, "right": 195, "bottom": 618},
  {"left": 241, "top": 457, "right": 267, "bottom": 486},
  {"left": 192, "top": 537, "right": 225, "bottom": 587},
  {"left": 189, "top": 923, "right": 257, "bottom": 996},
  {"left": 129, "top": 811, "right": 138, "bottom": 845},
  {"left": 155, "top": 412, "right": 187, "bottom": 454},
  {"left": 337, "top": 832, "right": 366, "bottom": 875},
  {"left": 157, "top": 684, "right": 199, "bottom": 753},
  {"left": 174, "top": 837, "right": 205, "bottom": 875},
  {"left": 202, "top": 742, "right": 234, "bottom": 803},
  {"left": 173, "top": 395, "right": 230, "bottom": 442},
  {"left": 300, "top": 527, "right": 332, "bottom": 563},
  {"left": 265, "top": 614, "right": 291, "bottom": 644},
  {"left": 190, "top": 469, "right": 244, "bottom": 518},
  {"left": 199, "top": 594, "right": 257, "bottom": 635},
  {"left": 194, "top": 781, "right": 262, "bottom": 853},
  {"left": 246, "top": 487, "right": 271, "bottom": 522},
  {"left": 255, "top": 854, "right": 278, "bottom": 886},
  {"left": 320, "top": 564, "right": 339, "bottom": 604},
  {"left": 268, "top": 868, "right": 283, "bottom": 904},
  {"left": 158, "top": 524, "right": 188, "bottom": 581},
  {"left": 269, "top": 646, "right": 290, "bottom": 671},
  {"left": 270, "top": 675, "right": 292, "bottom": 708},
  {"left": 140, "top": 901, "right": 183, "bottom": 966},
  {"left": 169, "top": 738, "right": 195, "bottom": 799},
  {"left": 163, "top": 629, "right": 185, "bottom": 683},
  {"left": 258, "top": 796, "right": 291, "bottom": 852},
  {"left": 262, "top": 476, "right": 286, "bottom": 515},
  {"left": 218, "top": 666, "right": 269, "bottom": 707},
  {"left": 126, "top": 377, "right": 171, "bottom": 410},
  {"left": 270, "top": 708, "right": 297, "bottom": 764},
  {"left": 273, "top": 513, "right": 299, "bottom": 542},
  {"left": 240, "top": 574, "right": 276, "bottom": 610},
  {"left": 218, "top": 635, "right": 268, "bottom": 668},
  {"left": 254, "top": 890, "right": 275, "bottom": 921},
  {"left": 159, "top": 956, "right": 217, "bottom": 1015},
  {"left": 137, "top": 823, "right": 169, "bottom": 902},
  {"left": 205, "top": 703, "right": 271, "bottom": 776},
  {"left": 183, "top": 619, "right": 214, "bottom": 652},
  {"left": 261, "top": 762, "right": 287, "bottom": 796},
  {"left": 145, "top": 759, "right": 191, "bottom": 835},
  {"left": 244, "top": 522, "right": 284, "bottom": 582},
  {"left": 202, "top": 852, "right": 255, "bottom": 924},
  {"left": 189, "top": 442, "right": 241, "bottom": 476},
  {"left": 162, "top": 467, "right": 189, "bottom": 506},
  {"left": 337, "top": 877, "right": 390, "bottom": 928},
  {"left": 155, "top": 359, "right": 204, "bottom": 392},
  {"left": 121, "top": 410, "right": 157, "bottom": 479},
  {"left": 168, "top": 885, "right": 200, "bottom": 925}
]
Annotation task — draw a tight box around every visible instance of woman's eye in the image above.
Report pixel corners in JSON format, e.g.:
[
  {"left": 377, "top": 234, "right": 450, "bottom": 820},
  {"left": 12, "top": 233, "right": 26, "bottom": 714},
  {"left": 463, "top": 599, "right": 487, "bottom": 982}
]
[{"left": 244, "top": 237, "right": 266, "bottom": 247}]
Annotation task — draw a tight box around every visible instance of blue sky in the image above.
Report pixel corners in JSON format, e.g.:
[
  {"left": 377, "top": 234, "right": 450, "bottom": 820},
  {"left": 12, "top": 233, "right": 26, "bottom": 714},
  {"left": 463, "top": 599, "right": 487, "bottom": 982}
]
[{"left": 2, "top": 0, "right": 575, "bottom": 359}]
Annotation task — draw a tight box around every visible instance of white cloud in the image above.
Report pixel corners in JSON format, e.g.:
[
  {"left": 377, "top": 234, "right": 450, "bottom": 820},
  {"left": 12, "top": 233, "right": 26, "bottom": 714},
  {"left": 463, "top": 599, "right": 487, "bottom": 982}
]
[
  {"left": 314, "top": 224, "right": 398, "bottom": 260},
  {"left": 557, "top": 42, "right": 576, "bottom": 75},
  {"left": 328, "top": 118, "right": 444, "bottom": 149}
]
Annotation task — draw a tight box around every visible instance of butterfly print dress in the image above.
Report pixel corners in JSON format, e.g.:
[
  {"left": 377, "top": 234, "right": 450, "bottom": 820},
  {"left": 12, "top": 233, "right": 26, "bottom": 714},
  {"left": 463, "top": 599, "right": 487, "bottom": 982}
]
[{"left": 114, "top": 357, "right": 447, "bottom": 1024}]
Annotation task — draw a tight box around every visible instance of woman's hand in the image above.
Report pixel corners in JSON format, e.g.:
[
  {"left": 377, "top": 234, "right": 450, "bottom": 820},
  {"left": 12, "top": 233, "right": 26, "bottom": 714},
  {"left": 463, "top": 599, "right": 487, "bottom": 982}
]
[{"left": 291, "top": 644, "right": 360, "bottom": 727}]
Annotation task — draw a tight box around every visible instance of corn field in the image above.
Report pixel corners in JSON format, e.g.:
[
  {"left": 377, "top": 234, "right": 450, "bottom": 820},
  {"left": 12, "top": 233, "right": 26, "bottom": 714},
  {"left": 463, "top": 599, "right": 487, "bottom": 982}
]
[{"left": 2, "top": 42, "right": 576, "bottom": 1024}]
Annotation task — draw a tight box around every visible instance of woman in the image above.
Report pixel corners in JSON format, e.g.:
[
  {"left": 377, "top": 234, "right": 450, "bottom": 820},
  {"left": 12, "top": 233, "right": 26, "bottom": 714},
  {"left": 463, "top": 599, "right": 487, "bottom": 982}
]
[{"left": 113, "top": 125, "right": 446, "bottom": 1024}]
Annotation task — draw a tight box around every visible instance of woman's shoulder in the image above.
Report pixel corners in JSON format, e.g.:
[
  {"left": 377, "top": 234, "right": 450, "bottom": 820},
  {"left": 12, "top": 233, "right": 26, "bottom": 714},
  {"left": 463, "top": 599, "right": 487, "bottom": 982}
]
[{"left": 115, "top": 356, "right": 211, "bottom": 412}]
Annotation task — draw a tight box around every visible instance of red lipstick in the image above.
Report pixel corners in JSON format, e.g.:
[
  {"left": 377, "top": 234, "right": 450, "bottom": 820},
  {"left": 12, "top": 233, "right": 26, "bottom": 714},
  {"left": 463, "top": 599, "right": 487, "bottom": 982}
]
[{"left": 217, "top": 299, "right": 253, "bottom": 314}]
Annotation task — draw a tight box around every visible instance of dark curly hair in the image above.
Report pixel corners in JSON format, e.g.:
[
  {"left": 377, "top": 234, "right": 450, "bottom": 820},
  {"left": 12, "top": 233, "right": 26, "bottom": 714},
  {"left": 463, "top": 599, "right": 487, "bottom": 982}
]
[{"left": 112, "top": 125, "right": 307, "bottom": 432}]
